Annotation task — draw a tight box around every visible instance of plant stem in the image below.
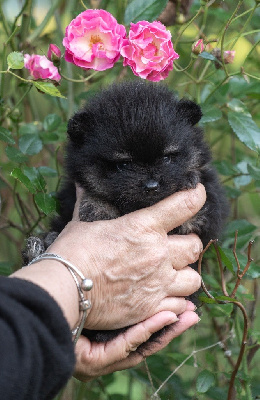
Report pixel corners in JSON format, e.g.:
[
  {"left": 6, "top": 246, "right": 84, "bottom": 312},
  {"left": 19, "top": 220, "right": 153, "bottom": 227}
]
[
  {"left": 28, "top": 0, "right": 63, "bottom": 44},
  {"left": 174, "top": 7, "right": 203, "bottom": 50},
  {"left": 60, "top": 70, "right": 99, "bottom": 83},
  {"left": 230, "top": 3, "right": 258, "bottom": 50}
]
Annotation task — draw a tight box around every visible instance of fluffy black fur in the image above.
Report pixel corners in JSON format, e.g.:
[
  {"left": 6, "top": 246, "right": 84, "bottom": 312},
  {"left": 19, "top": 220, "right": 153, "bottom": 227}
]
[{"left": 25, "top": 81, "right": 229, "bottom": 345}]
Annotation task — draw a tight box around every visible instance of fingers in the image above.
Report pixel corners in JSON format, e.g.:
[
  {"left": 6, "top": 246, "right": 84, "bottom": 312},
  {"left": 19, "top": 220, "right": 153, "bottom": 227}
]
[
  {"left": 166, "top": 266, "right": 201, "bottom": 296},
  {"left": 168, "top": 233, "right": 203, "bottom": 270},
  {"left": 137, "top": 183, "right": 206, "bottom": 234},
  {"left": 152, "top": 297, "right": 192, "bottom": 317},
  {"left": 74, "top": 311, "right": 179, "bottom": 381},
  {"left": 109, "top": 310, "right": 199, "bottom": 372}
]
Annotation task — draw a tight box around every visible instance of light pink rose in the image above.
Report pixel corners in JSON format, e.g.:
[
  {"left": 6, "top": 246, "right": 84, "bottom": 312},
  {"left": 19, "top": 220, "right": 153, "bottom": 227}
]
[
  {"left": 63, "top": 9, "right": 126, "bottom": 71},
  {"left": 24, "top": 54, "right": 61, "bottom": 81},
  {"left": 224, "top": 50, "right": 235, "bottom": 64},
  {"left": 120, "top": 21, "right": 179, "bottom": 82}
]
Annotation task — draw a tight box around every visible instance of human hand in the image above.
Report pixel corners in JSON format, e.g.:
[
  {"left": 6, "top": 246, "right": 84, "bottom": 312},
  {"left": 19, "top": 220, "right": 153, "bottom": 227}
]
[
  {"left": 74, "top": 307, "right": 199, "bottom": 381},
  {"left": 49, "top": 183, "right": 206, "bottom": 330}
]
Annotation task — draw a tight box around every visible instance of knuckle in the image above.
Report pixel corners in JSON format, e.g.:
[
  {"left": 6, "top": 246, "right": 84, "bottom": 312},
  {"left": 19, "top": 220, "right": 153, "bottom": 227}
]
[{"left": 183, "top": 190, "right": 200, "bottom": 216}]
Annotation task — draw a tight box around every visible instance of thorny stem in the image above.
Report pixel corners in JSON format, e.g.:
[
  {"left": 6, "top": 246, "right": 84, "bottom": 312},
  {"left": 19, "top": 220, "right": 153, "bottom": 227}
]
[
  {"left": 220, "top": 0, "right": 243, "bottom": 76},
  {"left": 174, "top": 7, "right": 203, "bottom": 50},
  {"left": 152, "top": 341, "right": 224, "bottom": 398},
  {"left": 231, "top": 234, "right": 254, "bottom": 297},
  {"left": 199, "top": 237, "right": 253, "bottom": 400},
  {"left": 228, "top": 301, "right": 249, "bottom": 400},
  {"left": 213, "top": 242, "right": 229, "bottom": 297}
]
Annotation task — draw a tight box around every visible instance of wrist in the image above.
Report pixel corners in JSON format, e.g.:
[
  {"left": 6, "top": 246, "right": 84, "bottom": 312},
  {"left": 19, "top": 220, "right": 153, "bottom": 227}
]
[{"left": 11, "top": 259, "right": 80, "bottom": 330}]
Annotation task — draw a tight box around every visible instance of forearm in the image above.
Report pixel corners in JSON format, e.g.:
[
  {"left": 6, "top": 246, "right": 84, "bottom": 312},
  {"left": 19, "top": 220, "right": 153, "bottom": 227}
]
[{"left": 11, "top": 259, "right": 80, "bottom": 330}]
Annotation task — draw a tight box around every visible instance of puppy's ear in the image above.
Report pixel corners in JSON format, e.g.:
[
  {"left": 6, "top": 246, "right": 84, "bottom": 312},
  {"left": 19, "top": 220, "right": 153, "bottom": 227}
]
[
  {"left": 67, "top": 111, "right": 94, "bottom": 145},
  {"left": 177, "top": 99, "right": 202, "bottom": 125}
]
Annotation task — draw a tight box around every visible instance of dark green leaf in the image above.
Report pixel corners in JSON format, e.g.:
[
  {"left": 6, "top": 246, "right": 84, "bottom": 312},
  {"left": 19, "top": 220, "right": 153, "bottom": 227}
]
[
  {"left": 199, "top": 51, "right": 220, "bottom": 64},
  {"left": 215, "top": 295, "right": 238, "bottom": 302},
  {"left": 5, "top": 146, "right": 28, "bottom": 163},
  {"left": 200, "top": 107, "right": 222, "bottom": 124},
  {"left": 0, "top": 127, "right": 15, "bottom": 144},
  {"left": 23, "top": 166, "right": 46, "bottom": 192},
  {"left": 43, "top": 114, "right": 62, "bottom": 132},
  {"left": 224, "top": 219, "right": 257, "bottom": 237},
  {"left": 124, "top": 0, "right": 168, "bottom": 24},
  {"left": 247, "top": 164, "right": 260, "bottom": 181},
  {"left": 7, "top": 51, "right": 24, "bottom": 69},
  {"left": 213, "top": 160, "right": 238, "bottom": 176},
  {"left": 216, "top": 246, "right": 235, "bottom": 273},
  {"left": 210, "top": 303, "right": 234, "bottom": 317},
  {"left": 38, "top": 166, "right": 57, "bottom": 177},
  {"left": 223, "top": 185, "right": 241, "bottom": 199},
  {"left": 196, "top": 370, "right": 215, "bottom": 393},
  {"left": 19, "top": 134, "right": 43, "bottom": 155},
  {"left": 228, "top": 111, "right": 260, "bottom": 152},
  {"left": 10, "top": 168, "right": 37, "bottom": 193},
  {"left": 34, "top": 193, "right": 57, "bottom": 215}
]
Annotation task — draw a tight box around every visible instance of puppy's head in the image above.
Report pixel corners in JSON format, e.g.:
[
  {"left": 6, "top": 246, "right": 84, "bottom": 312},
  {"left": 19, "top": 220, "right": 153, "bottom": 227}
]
[{"left": 66, "top": 81, "right": 210, "bottom": 212}]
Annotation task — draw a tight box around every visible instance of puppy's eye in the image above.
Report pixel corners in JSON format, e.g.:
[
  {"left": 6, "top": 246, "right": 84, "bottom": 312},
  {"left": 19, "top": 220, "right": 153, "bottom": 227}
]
[
  {"left": 163, "top": 152, "right": 180, "bottom": 163},
  {"left": 116, "top": 161, "right": 132, "bottom": 171},
  {"left": 163, "top": 155, "right": 172, "bottom": 164}
]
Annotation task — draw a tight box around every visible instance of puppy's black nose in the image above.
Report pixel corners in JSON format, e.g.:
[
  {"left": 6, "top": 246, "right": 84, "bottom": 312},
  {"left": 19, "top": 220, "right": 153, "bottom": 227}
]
[{"left": 145, "top": 180, "right": 159, "bottom": 191}]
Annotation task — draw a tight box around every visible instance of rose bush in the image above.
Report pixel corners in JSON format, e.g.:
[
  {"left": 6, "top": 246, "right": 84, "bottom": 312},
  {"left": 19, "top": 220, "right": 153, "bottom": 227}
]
[
  {"left": 24, "top": 54, "right": 61, "bottom": 81},
  {"left": 63, "top": 9, "right": 126, "bottom": 71},
  {"left": 120, "top": 20, "right": 179, "bottom": 82}
]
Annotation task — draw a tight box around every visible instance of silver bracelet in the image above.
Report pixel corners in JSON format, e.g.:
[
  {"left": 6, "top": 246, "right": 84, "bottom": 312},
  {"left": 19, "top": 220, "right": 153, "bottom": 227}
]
[{"left": 28, "top": 252, "right": 93, "bottom": 344}]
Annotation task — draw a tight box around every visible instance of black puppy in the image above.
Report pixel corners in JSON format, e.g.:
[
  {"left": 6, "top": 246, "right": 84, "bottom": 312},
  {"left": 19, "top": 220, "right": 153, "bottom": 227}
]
[{"left": 25, "top": 81, "right": 228, "bottom": 343}]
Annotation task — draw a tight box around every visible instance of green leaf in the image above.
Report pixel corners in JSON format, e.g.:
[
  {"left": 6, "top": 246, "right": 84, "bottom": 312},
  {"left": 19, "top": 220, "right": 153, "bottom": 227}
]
[
  {"left": 224, "top": 219, "right": 257, "bottom": 237},
  {"left": 23, "top": 166, "right": 46, "bottom": 192},
  {"left": 43, "top": 114, "right": 62, "bottom": 132},
  {"left": 124, "top": 0, "right": 168, "bottom": 24},
  {"left": 10, "top": 168, "right": 37, "bottom": 193},
  {"left": 213, "top": 160, "right": 238, "bottom": 176},
  {"left": 216, "top": 246, "right": 235, "bottom": 273},
  {"left": 19, "top": 134, "right": 43, "bottom": 155},
  {"left": 228, "top": 111, "right": 260, "bottom": 152},
  {"left": 223, "top": 186, "right": 241, "bottom": 199},
  {"left": 19, "top": 122, "right": 40, "bottom": 135},
  {"left": 247, "top": 164, "right": 260, "bottom": 181},
  {"left": 38, "top": 166, "right": 57, "bottom": 177},
  {"left": 199, "top": 51, "right": 221, "bottom": 66},
  {"left": 196, "top": 370, "right": 215, "bottom": 393},
  {"left": 227, "top": 99, "right": 250, "bottom": 115},
  {"left": 198, "top": 294, "right": 218, "bottom": 304},
  {"left": 7, "top": 51, "right": 24, "bottom": 69},
  {"left": 0, "top": 127, "right": 15, "bottom": 144},
  {"left": 5, "top": 146, "right": 28, "bottom": 163},
  {"left": 200, "top": 107, "right": 222, "bottom": 124},
  {"left": 33, "top": 82, "right": 65, "bottom": 98},
  {"left": 34, "top": 192, "right": 57, "bottom": 215}
]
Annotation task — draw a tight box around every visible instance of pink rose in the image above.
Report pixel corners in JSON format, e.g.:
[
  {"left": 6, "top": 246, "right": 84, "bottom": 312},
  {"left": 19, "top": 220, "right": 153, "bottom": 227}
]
[
  {"left": 47, "top": 44, "right": 62, "bottom": 65},
  {"left": 63, "top": 9, "right": 126, "bottom": 71},
  {"left": 191, "top": 39, "right": 204, "bottom": 55},
  {"left": 120, "top": 21, "right": 179, "bottom": 82},
  {"left": 24, "top": 54, "right": 61, "bottom": 82}
]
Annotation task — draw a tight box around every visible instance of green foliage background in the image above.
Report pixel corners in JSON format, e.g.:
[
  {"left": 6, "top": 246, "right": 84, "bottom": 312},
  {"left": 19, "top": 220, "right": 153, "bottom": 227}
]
[{"left": 0, "top": 0, "right": 260, "bottom": 399}]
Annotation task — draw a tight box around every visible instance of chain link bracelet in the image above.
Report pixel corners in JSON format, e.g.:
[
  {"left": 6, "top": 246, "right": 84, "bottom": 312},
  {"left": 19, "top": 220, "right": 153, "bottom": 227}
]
[{"left": 27, "top": 252, "right": 93, "bottom": 344}]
